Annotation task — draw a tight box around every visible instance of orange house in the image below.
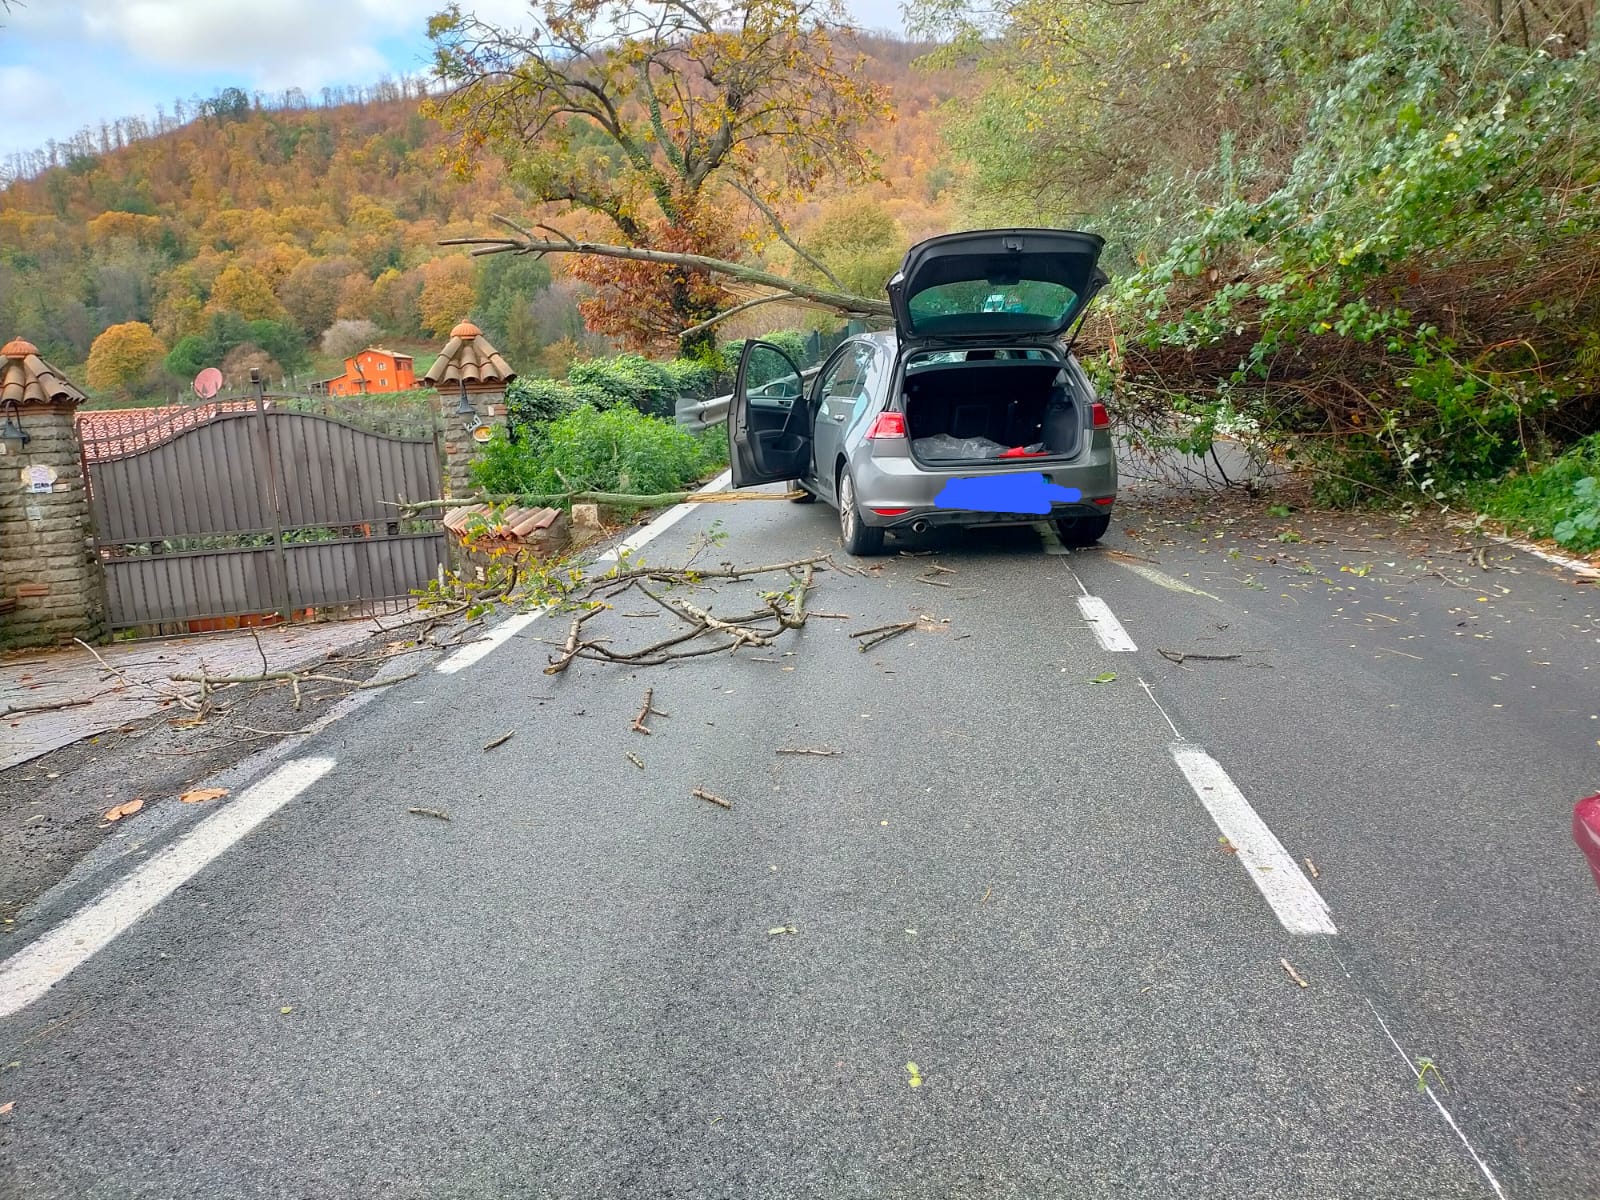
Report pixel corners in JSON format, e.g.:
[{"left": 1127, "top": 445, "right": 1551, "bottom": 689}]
[{"left": 320, "top": 347, "right": 416, "bottom": 396}]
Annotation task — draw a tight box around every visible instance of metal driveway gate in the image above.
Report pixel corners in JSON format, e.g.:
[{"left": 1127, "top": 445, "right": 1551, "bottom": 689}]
[{"left": 81, "top": 397, "right": 445, "bottom": 631}]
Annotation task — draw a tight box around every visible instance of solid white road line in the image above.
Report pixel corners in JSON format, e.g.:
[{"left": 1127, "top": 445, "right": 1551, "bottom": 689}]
[
  {"left": 1077, "top": 595, "right": 1138, "bottom": 652},
  {"left": 435, "top": 608, "right": 543, "bottom": 676},
  {"left": 1168, "top": 742, "right": 1337, "bottom": 936},
  {"left": 0, "top": 757, "right": 336, "bottom": 1020},
  {"left": 435, "top": 469, "right": 735, "bottom": 675}
]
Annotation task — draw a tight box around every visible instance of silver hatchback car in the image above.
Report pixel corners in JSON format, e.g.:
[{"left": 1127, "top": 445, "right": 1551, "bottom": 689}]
[{"left": 728, "top": 229, "right": 1117, "bottom": 555}]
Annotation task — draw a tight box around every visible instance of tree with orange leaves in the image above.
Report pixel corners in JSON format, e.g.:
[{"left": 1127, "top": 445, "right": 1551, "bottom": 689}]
[{"left": 427, "top": 0, "right": 891, "bottom": 352}]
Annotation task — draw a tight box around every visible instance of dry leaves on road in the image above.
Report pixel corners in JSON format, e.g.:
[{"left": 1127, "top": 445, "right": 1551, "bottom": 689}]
[
  {"left": 180, "top": 787, "right": 228, "bottom": 805},
  {"left": 101, "top": 798, "right": 144, "bottom": 823},
  {"left": 0, "top": 1101, "right": 13, "bottom": 1115}
]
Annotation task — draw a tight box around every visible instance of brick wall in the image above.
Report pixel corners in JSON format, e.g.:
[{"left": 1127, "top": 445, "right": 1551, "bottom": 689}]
[{"left": 0, "top": 405, "right": 107, "bottom": 649}]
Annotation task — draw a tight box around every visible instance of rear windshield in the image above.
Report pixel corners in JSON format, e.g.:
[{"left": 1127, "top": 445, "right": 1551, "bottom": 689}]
[
  {"left": 908, "top": 348, "right": 1055, "bottom": 368},
  {"left": 908, "top": 280, "right": 1080, "bottom": 334}
]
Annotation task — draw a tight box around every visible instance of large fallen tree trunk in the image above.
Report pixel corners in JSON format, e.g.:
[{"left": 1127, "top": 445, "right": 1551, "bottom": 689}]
[
  {"left": 390, "top": 488, "right": 803, "bottom": 516},
  {"left": 440, "top": 216, "right": 893, "bottom": 322}
]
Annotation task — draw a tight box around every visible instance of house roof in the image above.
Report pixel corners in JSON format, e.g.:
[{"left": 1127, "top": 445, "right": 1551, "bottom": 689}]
[
  {"left": 442, "top": 503, "right": 562, "bottom": 542},
  {"left": 1, "top": 338, "right": 87, "bottom": 408},
  {"left": 425, "top": 322, "right": 515, "bottom": 389}
]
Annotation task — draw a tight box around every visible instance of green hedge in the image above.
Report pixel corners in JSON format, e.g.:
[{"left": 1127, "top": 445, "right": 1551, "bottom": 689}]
[{"left": 473, "top": 403, "right": 726, "bottom": 498}]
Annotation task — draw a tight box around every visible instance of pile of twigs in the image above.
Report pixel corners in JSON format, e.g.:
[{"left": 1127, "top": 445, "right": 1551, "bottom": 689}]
[{"left": 544, "top": 556, "right": 826, "bottom": 673}]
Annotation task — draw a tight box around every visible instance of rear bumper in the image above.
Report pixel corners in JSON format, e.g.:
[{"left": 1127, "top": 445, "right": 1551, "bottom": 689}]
[
  {"left": 864, "top": 500, "right": 1113, "bottom": 530},
  {"left": 853, "top": 438, "right": 1117, "bottom": 529}
]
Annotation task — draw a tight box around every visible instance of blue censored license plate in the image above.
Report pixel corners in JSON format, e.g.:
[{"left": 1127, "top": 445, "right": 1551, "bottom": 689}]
[{"left": 932, "top": 472, "right": 1082, "bottom": 515}]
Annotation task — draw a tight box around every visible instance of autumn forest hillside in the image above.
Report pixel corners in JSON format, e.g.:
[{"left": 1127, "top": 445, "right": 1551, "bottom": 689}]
[{"left": 0, "top": 35, "right": 964, "bottom": 404}]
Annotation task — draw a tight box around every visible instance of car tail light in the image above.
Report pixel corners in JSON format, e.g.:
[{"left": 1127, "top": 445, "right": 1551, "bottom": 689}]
[
  {"left": 1092, "top": 497, "right": 1115, "bottom": 506},
  {"left": 866, "top": 412, "right": 907, "bottom": 439},
  {"left": 1091, "top": 402, "right": 1110, "bottom": 428},
  {"left": 870, "top": 507, "right": 910, "bottom": 516},
  {"left": 1576, "top": 794, "right": 1600, "bottom": 891}
]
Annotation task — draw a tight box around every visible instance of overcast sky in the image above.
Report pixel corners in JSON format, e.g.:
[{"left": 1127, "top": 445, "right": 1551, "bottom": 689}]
[{"left": 0, "top": 0, "right": 910, "bottom": 167}]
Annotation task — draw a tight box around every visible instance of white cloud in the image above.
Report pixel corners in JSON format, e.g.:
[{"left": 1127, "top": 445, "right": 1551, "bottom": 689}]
[{"left": 0, "top": 64, "right": 67, "bottom": 125}]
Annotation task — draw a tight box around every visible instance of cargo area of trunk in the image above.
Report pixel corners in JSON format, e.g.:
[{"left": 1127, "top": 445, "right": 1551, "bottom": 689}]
[{"left": 902, "top": 357, "right": 1082, "bottom": 465}]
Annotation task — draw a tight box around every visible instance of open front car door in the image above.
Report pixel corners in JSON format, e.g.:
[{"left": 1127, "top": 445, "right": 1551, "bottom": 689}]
[{"left": 729, "top": 341, "right": 812, "bottom": 488}]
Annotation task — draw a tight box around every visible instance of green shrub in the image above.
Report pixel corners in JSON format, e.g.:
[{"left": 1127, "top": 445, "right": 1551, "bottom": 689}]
[
  {"left": 720, "top": 330, "right": 812, "bottom": 375},
  {"left": 504, "top": 377, "right": 582, "bottom": 430},
  {"left": 566, "top": 354, "right": 679, "bottom": 418},
  {"left": 472, "top": 404, "right": 723, "bottom": 498},
  {"left": 661, "top": 357, "right": 718, "bottom": 400},
  {"left": 1472, "top": 434, "right": 1600, "bottom": 551}
]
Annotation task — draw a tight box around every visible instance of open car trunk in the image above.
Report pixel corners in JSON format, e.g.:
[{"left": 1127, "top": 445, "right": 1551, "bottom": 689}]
[{"left": 903, "top": 357, "right": 1083, "bottom": 465}]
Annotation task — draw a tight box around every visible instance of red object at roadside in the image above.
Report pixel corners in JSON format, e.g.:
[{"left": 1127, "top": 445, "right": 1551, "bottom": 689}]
[{"left": 1575, "top": 794, "right": 1600, "bottom": 891}]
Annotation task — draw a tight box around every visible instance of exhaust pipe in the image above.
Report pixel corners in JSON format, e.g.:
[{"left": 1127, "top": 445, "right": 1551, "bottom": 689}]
[{"left": 911, "top": 519, "right": 930, "bottom": 534}]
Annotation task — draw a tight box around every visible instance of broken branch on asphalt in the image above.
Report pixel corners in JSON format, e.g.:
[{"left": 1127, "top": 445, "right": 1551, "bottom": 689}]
[
  {"left": 1157, "top": 648, "right": 1244, "bottom": 665},
  {"left": 692, "top": 787, "right": 732, "bottom": 809},
  {"left": 541, "top": 556, "right": 829, "bottom": 674},
  {"left": 849, "top": 620, "right": 917, "bottom": 652},
  {"left": 631, "top": 687, "right": 669, "bottom": 735}
]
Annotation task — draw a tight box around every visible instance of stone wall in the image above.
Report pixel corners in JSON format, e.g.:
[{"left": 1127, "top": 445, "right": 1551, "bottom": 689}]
[
  {"left": 0, "top": 405, "right": 106, "bottom": 649},
  {"left": 443, "top": 388, "right": 507, "bottom": 500}
]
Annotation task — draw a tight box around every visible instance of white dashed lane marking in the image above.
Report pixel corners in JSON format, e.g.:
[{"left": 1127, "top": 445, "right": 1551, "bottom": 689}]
[
  {"left": 1168, "top": 743, "right": 1337, "bottom": 936},
  {"left": 1077, "top": 595, "right": 1138, "bottom": 652}
]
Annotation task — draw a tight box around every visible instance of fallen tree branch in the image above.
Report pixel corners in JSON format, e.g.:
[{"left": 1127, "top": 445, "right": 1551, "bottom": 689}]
[
  {"left": 544, "top": 606, "right": 603, "bottom": 675},
  {"left": 849, "top": 620, "right": 916, "bottom": 652},
  {"left": 692, "top": 787, "right": 732, "bottom": 809},
  {"left": 671, "top": 595, "right": 773, "bottom": 648},
  {"left": 439, "top": 225, "right": 893, "bottom": 320},
  {"left": 388, "top": 488, "right": 805, "bottom": 516},
  {"left": 2, "top": 696, "right": 97, "bottom": 718},
  {"left": 631, "top": 687, "right": 669, "bottom": 735},
  {"left": 1157, "top": 649, "right": 1244, "bottom": 664}
]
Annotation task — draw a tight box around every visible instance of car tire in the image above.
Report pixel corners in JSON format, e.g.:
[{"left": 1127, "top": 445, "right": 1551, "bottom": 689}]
[
  {"left": 789, "top": 480, "right": 818, "bottom": 504},
  {"left": 1053, "top": 512, "right": 1111, "bottom": 547},
  {"left": 838, "top": 470, "right": 885, "bottom": 556}
]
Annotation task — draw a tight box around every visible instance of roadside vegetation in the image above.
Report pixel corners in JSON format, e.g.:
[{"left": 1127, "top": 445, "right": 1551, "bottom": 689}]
[
  {"left": 915, "top": 0, "right": 1600, "bottom": 511},
  {"left": 1470, "top": 434, "right": 1600, "bottom": 551},
  {"left": 6, "top": 0, "right": 1596, "bottom": 525}
]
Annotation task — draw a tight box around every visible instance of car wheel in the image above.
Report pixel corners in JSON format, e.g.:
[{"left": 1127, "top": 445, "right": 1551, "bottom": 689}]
[
  {"left": 789, "top": 480, "right": 817, "bottom": 504},
  {"left": 838, "top": 470, "right": 885, "bottom": 556},
  {"left": 1053, "top": 512, "right": 1111, "bottom": 548}
]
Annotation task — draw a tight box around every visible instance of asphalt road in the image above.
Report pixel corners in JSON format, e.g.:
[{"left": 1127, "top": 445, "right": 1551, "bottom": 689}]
[{"left": 1, "top": 482, "right": 1596, "bottom": 1199}]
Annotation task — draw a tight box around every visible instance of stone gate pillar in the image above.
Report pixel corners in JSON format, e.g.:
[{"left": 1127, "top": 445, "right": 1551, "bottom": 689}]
[
  {"left": 424, "top": 321, "right": 516, "bottom": 499},
  {"left": 0, "top": 338, "right": 106, "bottom": 649}
]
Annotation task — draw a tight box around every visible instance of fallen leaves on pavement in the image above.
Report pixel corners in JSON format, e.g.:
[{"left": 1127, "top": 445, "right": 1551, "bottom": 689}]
[
  {"left": 483, "top": 730, "right": 515, "bottom": 751},
  {"left": 406, "top": 807, "right": 451, "bottom": 821},
  {"left": 101, "top": 798, "right": 144, "bottom": 823},
  {"left": 179, "top": 787, "right": 228, "bottom": 805}
]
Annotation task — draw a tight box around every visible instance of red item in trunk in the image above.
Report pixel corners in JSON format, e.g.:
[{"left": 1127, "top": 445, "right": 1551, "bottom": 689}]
[
  {"left": 1575, "top": 793, "right": 1600, "bottom": 891},
  {"left": 998, "top": 446, "right": 1050, "bottom": 458}
]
